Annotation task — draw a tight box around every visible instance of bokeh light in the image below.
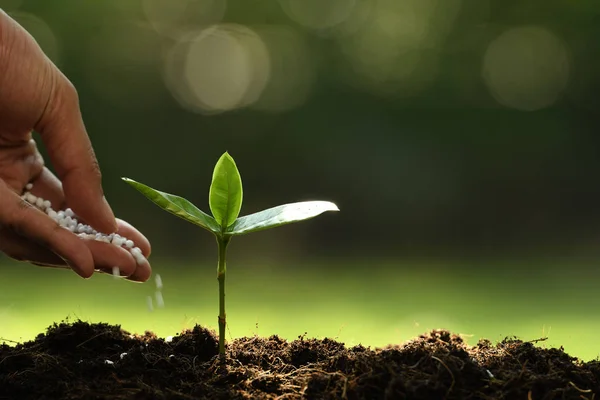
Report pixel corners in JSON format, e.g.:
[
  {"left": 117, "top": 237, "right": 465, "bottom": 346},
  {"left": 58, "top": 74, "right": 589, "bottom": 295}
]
[
  {"left": 142, "top": 0, "right": 227, "bottom": 38},
  {"left": 482, "top": 26, "right": 570, "bottom": 111},
  {"left": 7, "top": 11, "right": 59, "bottom": 65},
  {"left": 164, "top": 24, "right": 270, "bottom": 114},
  {"left": 337, "top": 0, "right": 461, "bottom": 96},
  {"left": 278, "top": 0, "right": 357, "bottom": 31},
  {"left": 327, "top": 0, "right": 377, "bottom": 38},
  {"left": 250, "top": 25, "right": 315, "bottom": 113},
  {"left": 164, "top": 23, "right": 315, "bottom": 114}
]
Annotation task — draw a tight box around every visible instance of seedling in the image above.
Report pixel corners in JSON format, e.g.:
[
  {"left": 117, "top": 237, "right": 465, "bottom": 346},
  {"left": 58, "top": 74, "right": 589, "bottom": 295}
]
[{"left": 122, "top": 152, "right": 339, "bottom": 360}]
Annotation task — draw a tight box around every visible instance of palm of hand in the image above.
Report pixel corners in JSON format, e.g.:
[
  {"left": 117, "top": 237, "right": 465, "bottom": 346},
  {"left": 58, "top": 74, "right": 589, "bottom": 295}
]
[{"left": 0, "top": 137, "right": 44, "bottom": 193}]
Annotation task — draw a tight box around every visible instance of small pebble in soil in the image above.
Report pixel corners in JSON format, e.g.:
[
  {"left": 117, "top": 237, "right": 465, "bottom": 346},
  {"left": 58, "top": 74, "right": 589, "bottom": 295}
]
[{"left": 20, "top": 183, "right": 148, "bottom": 267}]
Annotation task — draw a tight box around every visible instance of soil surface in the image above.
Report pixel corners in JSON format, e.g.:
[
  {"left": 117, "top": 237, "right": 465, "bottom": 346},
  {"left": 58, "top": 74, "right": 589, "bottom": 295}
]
[{"left": 1, "top": 320, "right": 599, "bottom": 399}]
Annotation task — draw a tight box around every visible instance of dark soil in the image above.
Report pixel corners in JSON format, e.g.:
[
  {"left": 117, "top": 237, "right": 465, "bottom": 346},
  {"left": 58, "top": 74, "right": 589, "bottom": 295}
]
[{"left": 1, "top": 320, "right": 599, "bottom": 399}]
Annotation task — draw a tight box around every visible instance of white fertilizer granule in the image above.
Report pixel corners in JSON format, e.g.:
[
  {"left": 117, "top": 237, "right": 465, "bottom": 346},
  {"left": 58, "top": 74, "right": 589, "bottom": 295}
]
[
  {"left": 155, "top": 291, "right": 164, "bottom": 308},
  {"left": 154, "top": 274, "right": 165, "bottom": 308},
  {"left": 21, "top": 183, "right": 148, "bottom": 267},
  {"left": 146, "top": 296, "right": 154, "bottom": 312}
]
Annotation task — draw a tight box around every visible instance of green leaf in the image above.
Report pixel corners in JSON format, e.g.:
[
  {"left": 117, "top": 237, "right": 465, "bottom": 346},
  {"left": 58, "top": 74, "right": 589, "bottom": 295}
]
[
  {"left": 227, "top": 201, "right": 339, "bottom": 236},
  {"left": 122, "top": 177, "right": 220, "bottom": 234},
  {"left": 209, "top": 152, "right": 243, "bottom": 229}
]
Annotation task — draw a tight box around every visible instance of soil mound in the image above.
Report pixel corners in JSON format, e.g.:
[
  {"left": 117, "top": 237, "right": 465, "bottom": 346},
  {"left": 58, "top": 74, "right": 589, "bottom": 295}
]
[{"left": 1, "top": 320, "right": 598, "bottom": 399}]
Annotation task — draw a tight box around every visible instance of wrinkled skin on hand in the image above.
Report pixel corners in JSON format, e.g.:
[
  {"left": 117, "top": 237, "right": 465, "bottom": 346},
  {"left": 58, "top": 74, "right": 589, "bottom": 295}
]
[{"left": 0, "top": 10, "right": 151, "bottom": 281}]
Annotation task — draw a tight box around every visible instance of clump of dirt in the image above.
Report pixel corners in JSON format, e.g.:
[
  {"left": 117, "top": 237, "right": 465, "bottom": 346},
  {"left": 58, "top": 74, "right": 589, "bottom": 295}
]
[{"left": 0, "top": 320, "right": 598, "bottom": 399}]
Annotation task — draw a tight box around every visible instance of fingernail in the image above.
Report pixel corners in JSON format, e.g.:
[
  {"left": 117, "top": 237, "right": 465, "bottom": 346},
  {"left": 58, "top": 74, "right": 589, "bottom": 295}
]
[
  {"left": 65, "top": 258, "right": 93, "bottom": 279},
  {"left": 73, "top": 265, "right": 93, "bottom": 279}
]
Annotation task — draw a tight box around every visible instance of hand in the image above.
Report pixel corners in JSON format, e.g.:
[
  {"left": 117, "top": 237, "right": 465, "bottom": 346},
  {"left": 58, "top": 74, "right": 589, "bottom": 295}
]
[{"left": 0, "top": 10, "right": 151, "bottom": 281}]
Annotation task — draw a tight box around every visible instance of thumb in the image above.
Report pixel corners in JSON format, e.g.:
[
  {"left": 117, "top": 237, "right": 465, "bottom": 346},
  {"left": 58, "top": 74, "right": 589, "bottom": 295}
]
[{"left": 35, "top": 70, "right": 118, "bottom": 234}]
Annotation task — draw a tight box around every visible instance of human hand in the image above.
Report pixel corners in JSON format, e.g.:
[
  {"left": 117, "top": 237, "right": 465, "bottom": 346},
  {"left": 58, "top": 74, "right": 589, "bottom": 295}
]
[{"left": 0, "top": 10, "right": 151, "bottom": 281}]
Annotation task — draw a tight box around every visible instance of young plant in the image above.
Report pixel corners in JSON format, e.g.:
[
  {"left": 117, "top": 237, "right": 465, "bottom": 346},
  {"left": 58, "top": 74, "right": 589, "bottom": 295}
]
[{"left": 122, "top": 152, "right": 339, "bottom": 360}]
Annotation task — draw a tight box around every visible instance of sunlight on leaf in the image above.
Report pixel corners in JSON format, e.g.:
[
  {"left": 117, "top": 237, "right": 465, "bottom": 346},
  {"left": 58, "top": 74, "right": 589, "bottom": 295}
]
[
  {"left": 209, "top": 152, "right": 243, "bottom": 229},
  {"left": 227, "top": 201, "right": 339, "bottom": 236},
  {"left": 122, "top": 177, "right": 220, "bottom": 233}
]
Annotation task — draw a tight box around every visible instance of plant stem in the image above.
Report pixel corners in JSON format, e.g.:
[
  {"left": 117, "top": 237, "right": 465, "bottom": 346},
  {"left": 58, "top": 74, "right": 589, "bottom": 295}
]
[{"left": 216, "top": 235, "right": 230, "bottom": 362}]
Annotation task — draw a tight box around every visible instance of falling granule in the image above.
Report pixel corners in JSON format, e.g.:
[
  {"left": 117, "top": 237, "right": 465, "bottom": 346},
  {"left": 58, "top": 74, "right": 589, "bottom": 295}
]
[
  {"left": 155, "top": 291, "right": 164, "bottom": 308},
  {"left": 146, "top": 296, "right": 154, "bottom": 312},
  {"left": 153, "top": 273, "right": 165, "bottom": 308},
  {"left": 165, "top": 336, "right": 173, "bottom": 343}
]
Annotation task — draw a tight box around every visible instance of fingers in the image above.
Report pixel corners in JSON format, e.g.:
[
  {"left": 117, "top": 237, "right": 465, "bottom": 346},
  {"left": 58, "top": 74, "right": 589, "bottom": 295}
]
[
  {"left": 0, "top": 179, "right": 94, "bottom": 278},
  {"left": 34, "top": 69, "right": 117, "bottom": 234},
  {"left": 90, "top": 219, "right": 152, "bottom": 282},
  {"left": 124, "top": 262, "right": 152, "bottom": 282},
  {"left": 1, "top": 228, "right": 151, "bottom": 281},
  {"left": 0, "top": 218, "right": 152, "bottom": 281},
  {"left": 114, "top": 220, "right": 152, "bottom": 282},
  {"left": 28, "top": 169, "right": 151, "bottom": 259},
  {"left": 85, "top": 240, "right": 140, "bottom": 277},
  {"left": 0, "top": 230, "right": 66, "bottom": 267},
  {"left": 24, "top": 171, "right": 152, "bottom": 281},
  {"left": 1, "top": 227, "right": 151, "bottom": 280},
  {"left": 115, "top": 219, "right": 152, "bottom": 258}
]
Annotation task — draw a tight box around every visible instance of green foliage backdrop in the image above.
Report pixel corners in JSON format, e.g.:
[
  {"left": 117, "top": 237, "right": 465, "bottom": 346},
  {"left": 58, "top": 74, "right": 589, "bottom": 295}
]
[{"left": 1, "top": 0, "right": 599, "bottom": 262}]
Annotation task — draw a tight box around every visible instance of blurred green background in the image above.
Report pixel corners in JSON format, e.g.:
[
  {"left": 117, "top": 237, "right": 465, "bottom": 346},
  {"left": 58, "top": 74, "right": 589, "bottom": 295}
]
[{"left": 2, "top": 0, "right": 600, "bottom": 360}]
